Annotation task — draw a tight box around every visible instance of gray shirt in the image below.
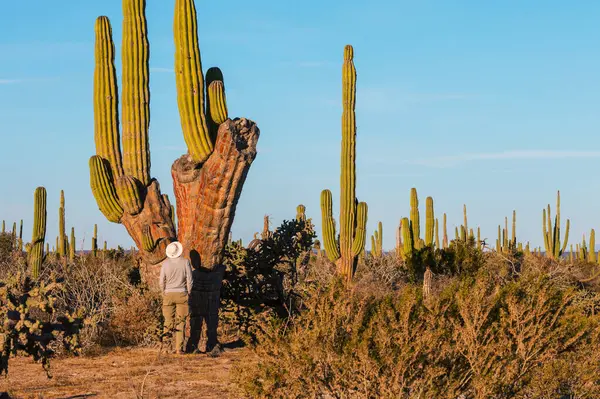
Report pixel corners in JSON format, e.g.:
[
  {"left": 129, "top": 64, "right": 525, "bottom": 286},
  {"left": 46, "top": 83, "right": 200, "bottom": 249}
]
[{"left": 159, "top": 257, "right": 193, "bottom": 294}]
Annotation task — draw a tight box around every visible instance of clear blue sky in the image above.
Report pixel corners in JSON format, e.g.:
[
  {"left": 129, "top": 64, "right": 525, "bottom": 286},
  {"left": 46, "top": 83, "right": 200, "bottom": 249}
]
[{"left": 1, "top": 0, "right": 600, "bottom": 252}]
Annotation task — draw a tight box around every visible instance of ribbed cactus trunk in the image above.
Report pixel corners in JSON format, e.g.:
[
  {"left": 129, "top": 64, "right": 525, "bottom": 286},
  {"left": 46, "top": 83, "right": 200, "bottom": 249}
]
[
  {"left": 320, "top": 45, "right": 368, "bottom": 283},
  {"left": 29, "top": 187, "right": 47, "bottom": 279}
]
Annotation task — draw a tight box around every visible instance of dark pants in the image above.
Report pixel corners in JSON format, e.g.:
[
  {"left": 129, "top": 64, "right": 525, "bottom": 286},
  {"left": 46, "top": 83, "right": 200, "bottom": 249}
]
[{"left": 185, "top": 290, "right": 220, "bottom": 352}]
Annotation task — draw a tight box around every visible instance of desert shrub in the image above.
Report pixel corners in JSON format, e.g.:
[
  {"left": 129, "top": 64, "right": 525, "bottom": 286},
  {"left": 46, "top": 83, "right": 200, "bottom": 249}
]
[
  {"left": 236, "top": 255, "right": 600, "bottom": 398},
  {"left": 0, "top": 232, "right": 14, "bottom": 264},
  {"left": 0, "top": 272, "right": 84, "bottom": 377},
  {"left": 105, "top": 288, "right": 162, "bottom": 346},
  {"left": 220, "top": 218, "right": 316, "bottom": 341}
]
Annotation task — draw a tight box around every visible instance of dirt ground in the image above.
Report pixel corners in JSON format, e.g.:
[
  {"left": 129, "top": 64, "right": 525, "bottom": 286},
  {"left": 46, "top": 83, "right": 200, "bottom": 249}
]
[{"left": 0, "top": 346, "right": 249, "bottom": 399}]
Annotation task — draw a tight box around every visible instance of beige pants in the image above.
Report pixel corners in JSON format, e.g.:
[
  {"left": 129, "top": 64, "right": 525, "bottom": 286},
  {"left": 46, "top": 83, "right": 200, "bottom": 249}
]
[{"left": 162, "top": 291, "right": 189, "bottom": 352}]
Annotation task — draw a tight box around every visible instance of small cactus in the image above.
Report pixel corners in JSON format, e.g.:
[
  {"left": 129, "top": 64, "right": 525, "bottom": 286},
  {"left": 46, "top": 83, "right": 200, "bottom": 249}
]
[{"left": 29, "top": 187, "right": 47, "bottom": 278}]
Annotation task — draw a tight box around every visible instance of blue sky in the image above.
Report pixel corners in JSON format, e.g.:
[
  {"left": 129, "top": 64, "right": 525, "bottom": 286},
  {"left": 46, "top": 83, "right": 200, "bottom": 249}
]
[{"left": 1, "top": 0, "right": 600, "bottom": 252}]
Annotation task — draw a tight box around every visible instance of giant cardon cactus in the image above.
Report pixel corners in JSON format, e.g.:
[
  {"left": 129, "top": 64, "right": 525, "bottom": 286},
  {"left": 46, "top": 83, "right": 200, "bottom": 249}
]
[
  {"left": 89, "top": 0, "right": 259, "bottom": 278},
  {"left": 320, "top": 45, "right": 368, "bottom": 282},
  {"left": 29, "top": 187, "right": 47, "bottom": 278}
]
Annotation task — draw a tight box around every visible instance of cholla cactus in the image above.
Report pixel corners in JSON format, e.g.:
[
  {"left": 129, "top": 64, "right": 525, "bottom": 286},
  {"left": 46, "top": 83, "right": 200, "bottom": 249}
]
[{"left": 0, "top": 273, "right": 84, "bottom": 377}]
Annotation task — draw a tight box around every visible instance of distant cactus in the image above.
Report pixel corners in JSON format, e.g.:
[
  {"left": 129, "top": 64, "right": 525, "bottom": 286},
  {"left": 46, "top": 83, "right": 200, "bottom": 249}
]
[
  {"left": 261, "top": 215, "right": 273, "bottom": 240},
  {"left": 425, "top": 197, "right": 434, "bottom": 247},
  {"left": 442, "top": 213, "right": 448, "bottom": 249},
  {"left": 296, "top": 205, "right": 306, "bottom": 222},
  {"left": 29, "top": 187, "right": 47, "bottom": 278},
  {"left": 58, "top": 190, "right": 66, "bottom": 258},
  {"left": 423, "top": 267, "right": 433, "bottom": 301},
  {"left": 92, "top": 224, "right": 98, "bottom": 256},
  {"left": 401, "top": 217, "right": 413, "bottom": 257},
  {"left": 371, "top": 221, "right": 383, "bottom": 258},
  {"left": 69, "top": 227, "right": 76, "bottom": 262},
  {"left": 320, "top": 45, "right": 368, "bottom": 282},
  {"left": 543, "top": 191, "right": 570, "bottom": 259},
  {"left": 410, "top": 188, "right": 422, "bottom": 249},
  {"left": 590, "top": 229, "right": 597, "bottom": 263}
]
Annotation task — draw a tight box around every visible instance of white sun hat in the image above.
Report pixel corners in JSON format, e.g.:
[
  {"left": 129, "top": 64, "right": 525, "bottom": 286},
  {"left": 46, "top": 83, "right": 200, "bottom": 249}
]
[{"left": 166, "top": 241, "right": 183, "bottom": 259}]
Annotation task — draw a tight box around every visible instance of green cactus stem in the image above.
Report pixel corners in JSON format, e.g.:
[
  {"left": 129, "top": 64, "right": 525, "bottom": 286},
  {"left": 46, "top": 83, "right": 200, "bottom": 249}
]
[
  {"left": 425, "top": 197, "right": 434, "bottom": 247},
  {"left": 371, "top": 221, "right": 383, "bottom": 258},
  {"left": 542, "top": 190, "right": 570, "bottom": 259},
  {"left": 590, "top": 229, "right": 596, "bottom": 263},
  {"left": 92, "top": 224, "right": 98, "bottom": 257},
  {"left": 69, "top": 227, "right": 76, "bottom": 262},
  {"left": 410, "top": 188, "right": 421, "bottom": 249},
  {"left": 435, "top": 218, "right": 440, "bottom": 249},
  {"left": 29, "top": 187, "right": 47, "bottom": 279},
  {"left": 320, "top": 45, "right": 368, "bottom": 282},
  {"left": 296, "top": 205, "right": 306, "bottom": 222},
  {"left": 401, "top": 217, "right": 412, "bottom": 257},
  {"left": 442, "top": 213, "right": 448, "bottom": 249},
  {"left": 142, "top": 225, "right": 156, "bottom": 252},
  {"left": 58, "top": 190, "right": 66, "bottom": 257}
]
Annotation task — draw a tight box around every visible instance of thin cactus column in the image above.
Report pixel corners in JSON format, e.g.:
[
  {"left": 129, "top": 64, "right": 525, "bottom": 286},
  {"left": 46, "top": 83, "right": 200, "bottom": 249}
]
[
  {"left": 401, "top": 217, "right": 413, "bottom": 257},
  {"left": 410, "top": 188, "right": 422, "bottom": 249},
  {"left": 435, "top": 218, "right": 440, "bottom": 249},
  {"left": 92, "top": 224, "right": 98, "bottom": 256},
  {"left": 442, "top": 213, "right": 448, "bottom": 249},
  {"left": 590, "top": 229, "right": 596, "bottom": 263},
  {"left": 296, "top": 205, "right": 306, "bottom": 222},
  {"left": 425, "top": 197, "right": 434, "bottom": 247},
  {"left": 29, "top": 187, "right": 47, "bottom": 278},
  {"left": 371, "top": 221, "right": 383, "bottom": 258},
  {"left": 69, "top": 227, "right": 76, "bottom": 262},
  {"left": 58, "top": 190, "right": 66, "bottom": 258},
  {"left": 542, "top": 191, "right": 570, "bottom": 259}
]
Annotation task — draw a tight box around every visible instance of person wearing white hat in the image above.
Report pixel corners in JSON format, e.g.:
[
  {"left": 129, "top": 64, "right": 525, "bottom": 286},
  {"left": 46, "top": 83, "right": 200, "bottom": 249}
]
[{"left": 159, "top": 241, "right": 193, "bottom": 354}]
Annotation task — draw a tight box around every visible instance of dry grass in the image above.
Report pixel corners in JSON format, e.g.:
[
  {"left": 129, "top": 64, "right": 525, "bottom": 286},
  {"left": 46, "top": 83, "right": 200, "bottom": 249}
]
[{"left": 0, "top": 346, "right": 249, "bottom": 399}]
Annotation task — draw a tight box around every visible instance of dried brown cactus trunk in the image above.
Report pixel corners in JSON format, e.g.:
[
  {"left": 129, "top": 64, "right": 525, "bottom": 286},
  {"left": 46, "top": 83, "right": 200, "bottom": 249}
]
[
  {"left": 172, "top": 118, "right": 259, "bottom": 270},
  {"left": 423, "top": 267, "right": 433, "bottom": 301}
]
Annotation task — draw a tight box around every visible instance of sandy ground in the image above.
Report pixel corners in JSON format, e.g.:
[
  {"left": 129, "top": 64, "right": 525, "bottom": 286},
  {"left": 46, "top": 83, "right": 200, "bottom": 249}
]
[{"left": 0, "top": 346, "right": 248, "bottom": 399}]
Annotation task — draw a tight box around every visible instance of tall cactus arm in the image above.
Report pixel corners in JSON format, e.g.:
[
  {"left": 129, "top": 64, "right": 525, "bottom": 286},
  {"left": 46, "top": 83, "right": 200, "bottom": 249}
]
[
  {"left": 401, "top": 217, "right": 412, "bottom": 256},
  {"left": 121, "top": 0, "right": 151, "bottom": 186},
  {"left": 89, "top": 156, "right": 124, "bottom": 223},
  {"left": 94, "top": 16, "right": 123, "bottom": 177},
  {"left": 351, "top": 201, "right": 368, "bottom": 256},
  {"left": 115, "top": 175, "right": 143, "bottom": 215},
  {"left": 425, "top": 196, "right": 434, "bottom": 246},
  {"left": 542, "top": 208, "right": 550, "bottom": 253},
  {"left": 561, "top": 219, "right": 570, "bottom": 254},
  {"left": 208, "top": 80, "right": 228, "bottom": 125},
  {"left": 29, "top": 187, "right": 47, "bottom": 279},
  {"left": 321, "top": 189, "right": 341, "bottom": 262},
  {"left": 174, "top": 0, "right": 212, "bottom": 163}
]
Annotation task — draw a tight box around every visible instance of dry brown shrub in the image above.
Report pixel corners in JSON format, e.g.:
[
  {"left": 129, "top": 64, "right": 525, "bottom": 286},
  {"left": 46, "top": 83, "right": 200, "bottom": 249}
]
[{"left": 235, "top": 254, "right": 600, "bottom": 399}]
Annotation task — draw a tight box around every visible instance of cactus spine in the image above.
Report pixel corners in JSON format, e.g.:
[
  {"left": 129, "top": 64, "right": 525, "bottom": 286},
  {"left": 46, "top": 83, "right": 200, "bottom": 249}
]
[
  {"left": 320, "top": 45, "right": 368, "bottom": 282},
  {"left": 29, "top": 187, "right": 47, "bottom": 278},
  {"left": 542, "top": 191, "right": 570, "bottom": 259}
]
